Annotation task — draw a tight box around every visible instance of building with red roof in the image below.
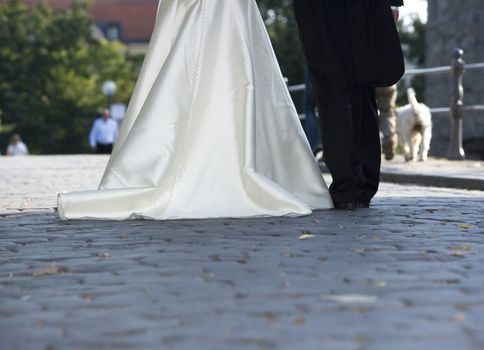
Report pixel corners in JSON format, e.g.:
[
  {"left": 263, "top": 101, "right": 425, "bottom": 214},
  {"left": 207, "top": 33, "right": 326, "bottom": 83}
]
[{"left": 22, "top": 0, "right": 158, "bottom": 53}]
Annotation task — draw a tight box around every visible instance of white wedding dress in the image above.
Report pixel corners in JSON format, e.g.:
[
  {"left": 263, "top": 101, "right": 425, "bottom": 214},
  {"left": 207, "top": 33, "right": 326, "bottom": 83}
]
[{"left": 57, "top": 0, "right": 333, "bottom": 220}]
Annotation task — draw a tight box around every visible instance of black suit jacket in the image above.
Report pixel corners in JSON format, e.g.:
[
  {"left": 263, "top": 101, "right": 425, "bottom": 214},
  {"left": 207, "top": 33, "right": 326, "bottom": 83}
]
[{"left": 294, "top": 0, "right": 405, "bottom": 88}]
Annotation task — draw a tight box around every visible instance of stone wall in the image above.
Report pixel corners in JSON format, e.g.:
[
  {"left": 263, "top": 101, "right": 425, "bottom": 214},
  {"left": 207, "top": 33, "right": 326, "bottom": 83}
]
[{"left": 426, "top": 0, "right": 484, "bottom": 158}]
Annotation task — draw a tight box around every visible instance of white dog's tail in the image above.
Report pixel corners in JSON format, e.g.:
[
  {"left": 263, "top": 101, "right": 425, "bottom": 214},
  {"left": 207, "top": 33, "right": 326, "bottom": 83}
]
[
  {"left": 406, "top": 88, "right": 419, "bottom": 113},
  {"left": 407, "top": 88, "right": 420, "bottom": 115}
]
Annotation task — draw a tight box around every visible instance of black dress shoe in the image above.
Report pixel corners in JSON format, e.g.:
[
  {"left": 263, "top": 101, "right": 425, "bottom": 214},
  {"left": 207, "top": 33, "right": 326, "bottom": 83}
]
[
  {"left": 333, "top": 201, "right": 370, "bottom": 210},
  {"left": 333, "top": 201, "right": 358, "bottom": 210}
]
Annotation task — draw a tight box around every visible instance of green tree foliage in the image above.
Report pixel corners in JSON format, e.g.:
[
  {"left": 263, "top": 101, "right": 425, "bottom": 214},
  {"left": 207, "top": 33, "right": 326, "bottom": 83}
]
[
  {"left": 257, "top": 0, "right": 304, "bottom": 86},
  {"left": 397, "top": 16, "right": 427, "bottom": 103},
  {"left": 257, "top": 0, "right": 305, "bottom": 109},
  {"left": 0, "top": 0, "right": 136, "bottom": 154},
  {"left": 398, "top": 17, "right": 426, "bottom": 66}
]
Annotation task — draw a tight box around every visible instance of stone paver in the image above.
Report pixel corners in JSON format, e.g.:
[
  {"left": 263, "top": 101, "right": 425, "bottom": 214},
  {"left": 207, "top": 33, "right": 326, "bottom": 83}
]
[{"left": 0, "top": 156, "right": 483, "bottom": 350}]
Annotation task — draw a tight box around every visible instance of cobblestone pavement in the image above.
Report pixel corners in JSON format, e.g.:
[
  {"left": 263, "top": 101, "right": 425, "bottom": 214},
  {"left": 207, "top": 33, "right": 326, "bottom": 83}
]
[{"left": 0, "top": 156, "right": 483, "bottom": 350}]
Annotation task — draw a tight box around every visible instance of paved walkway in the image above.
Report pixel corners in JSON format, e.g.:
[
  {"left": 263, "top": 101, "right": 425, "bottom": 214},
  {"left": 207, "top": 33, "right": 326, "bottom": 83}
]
[
  {"left": 319, "top": 156, "right": 484, "bottom": 191},
  {"left": 380, "top": 156, "right": 484, "bottom": 191},
  {"left": 0, "top": 156, "right": 483, "bottom": 350}
]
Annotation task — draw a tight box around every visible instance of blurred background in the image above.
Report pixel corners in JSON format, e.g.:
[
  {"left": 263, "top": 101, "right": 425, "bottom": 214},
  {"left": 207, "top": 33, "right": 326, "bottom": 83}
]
[{"left": 0, "top": 0, "right": 482, "bottom": 158}]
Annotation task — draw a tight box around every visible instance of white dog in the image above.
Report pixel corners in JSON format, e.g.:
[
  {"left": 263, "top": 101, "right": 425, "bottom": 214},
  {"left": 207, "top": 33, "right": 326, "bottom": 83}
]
[{"left": 396, "top": 88, "right": 432, "bottom": 162}]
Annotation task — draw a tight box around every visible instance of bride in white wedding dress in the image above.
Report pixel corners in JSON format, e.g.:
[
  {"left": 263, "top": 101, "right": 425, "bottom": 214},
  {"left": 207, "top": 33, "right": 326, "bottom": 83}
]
[{"left": 57, "top": 0, "right": 333, "bottom": 220}]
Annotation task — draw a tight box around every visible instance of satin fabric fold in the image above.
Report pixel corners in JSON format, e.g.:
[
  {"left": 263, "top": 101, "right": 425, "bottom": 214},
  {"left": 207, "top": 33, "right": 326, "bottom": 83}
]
[{"left": 57, "top": 0, "right": 333, "bottom": 220}]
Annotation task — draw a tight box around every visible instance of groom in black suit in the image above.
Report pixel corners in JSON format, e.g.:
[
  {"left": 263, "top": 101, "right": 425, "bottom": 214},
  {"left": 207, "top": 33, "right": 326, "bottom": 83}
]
[{"left": 294, "top": 0, "right": 404, "bottom": 209}]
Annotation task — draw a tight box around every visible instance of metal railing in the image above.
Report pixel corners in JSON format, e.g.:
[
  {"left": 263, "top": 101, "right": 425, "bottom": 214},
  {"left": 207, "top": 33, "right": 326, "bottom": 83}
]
[{"left": 288, "top": 48, "right": 484, "bottom": 160}]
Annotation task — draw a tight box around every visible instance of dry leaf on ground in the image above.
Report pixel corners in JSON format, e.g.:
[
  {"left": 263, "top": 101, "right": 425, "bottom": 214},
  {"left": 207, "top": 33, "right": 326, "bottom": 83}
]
[
  {"left": 32, "top": 264, "right": 66, "bottom": 277},
  {"left": 299, "top": 233, "right": 315, "bottom": 240}
]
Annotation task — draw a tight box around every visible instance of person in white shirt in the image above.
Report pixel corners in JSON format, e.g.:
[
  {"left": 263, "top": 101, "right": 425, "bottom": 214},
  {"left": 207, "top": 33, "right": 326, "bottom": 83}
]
[
  {"left": 89, "top": 109, "right": 119, "bottom": 154},
  {"left": 6, "top": 134, "right": 29, "bottom": 156}
]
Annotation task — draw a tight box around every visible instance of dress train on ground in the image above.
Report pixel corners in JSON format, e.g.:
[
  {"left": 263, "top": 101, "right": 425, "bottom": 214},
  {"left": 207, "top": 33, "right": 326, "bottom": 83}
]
[{"left": 57, "top": 0, "right": 333, "bottom": 220}]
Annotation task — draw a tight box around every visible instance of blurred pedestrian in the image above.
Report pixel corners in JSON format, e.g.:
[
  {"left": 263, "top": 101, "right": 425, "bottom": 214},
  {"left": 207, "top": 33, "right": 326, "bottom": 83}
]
[
  {"left": 6, "top": 134, "right": 29, "bottom": 156},
  {"left": 89, "top": 109, "right": 118, "bottom": 154},
  {"left": 376, "top": 85, "right": 398, "bottom": 160},
  {"left": 303, "top": 70, "right": 323, "bottom": 156}
]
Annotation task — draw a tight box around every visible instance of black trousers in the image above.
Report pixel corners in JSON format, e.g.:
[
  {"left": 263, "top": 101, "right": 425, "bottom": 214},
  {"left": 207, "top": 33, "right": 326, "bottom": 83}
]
[
  {"left": 96, "top": 142, "right": 113, "bottom": 154},
  {"left": 308, "top": 69, "right": 381, "bottom": 204}
]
